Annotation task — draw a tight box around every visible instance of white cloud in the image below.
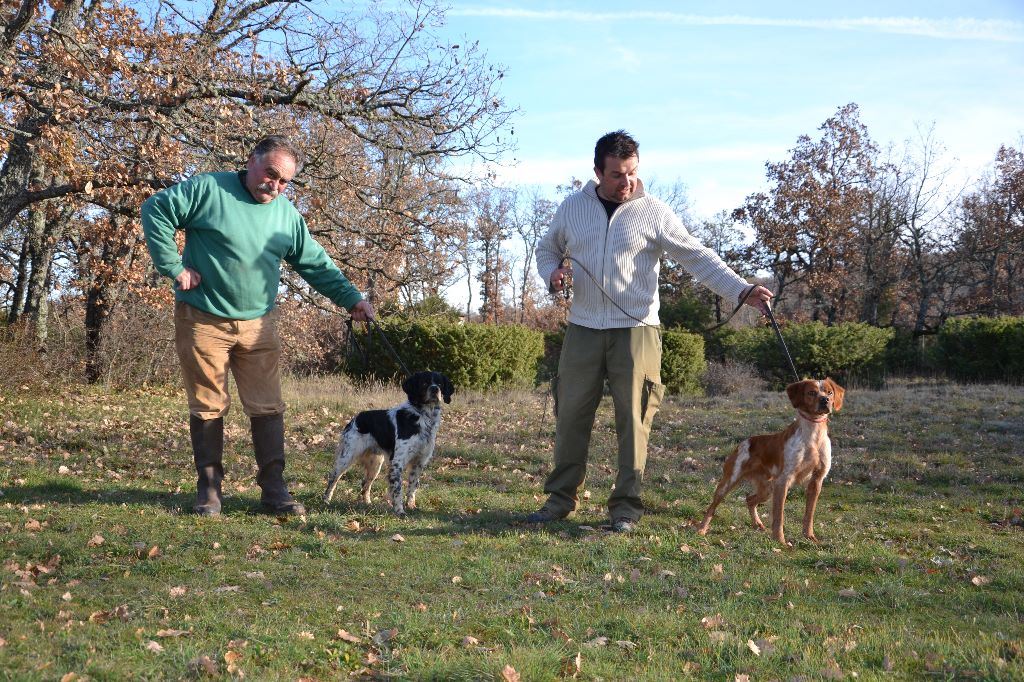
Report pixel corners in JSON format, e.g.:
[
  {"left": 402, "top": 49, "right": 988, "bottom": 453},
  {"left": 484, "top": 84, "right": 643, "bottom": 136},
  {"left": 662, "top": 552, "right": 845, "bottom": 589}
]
[{"left": 448, "top": 8, "right": 1024, "bottom": 42}]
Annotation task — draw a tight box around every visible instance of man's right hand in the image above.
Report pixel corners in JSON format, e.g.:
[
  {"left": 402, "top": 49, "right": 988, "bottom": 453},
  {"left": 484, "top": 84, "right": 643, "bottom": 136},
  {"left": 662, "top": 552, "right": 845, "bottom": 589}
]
[
  {"left": 175, "top": 267, "right": 201, "bottom": 291},
  {"left": 549, "top": 265, "right": 573, "bottom": 292}
]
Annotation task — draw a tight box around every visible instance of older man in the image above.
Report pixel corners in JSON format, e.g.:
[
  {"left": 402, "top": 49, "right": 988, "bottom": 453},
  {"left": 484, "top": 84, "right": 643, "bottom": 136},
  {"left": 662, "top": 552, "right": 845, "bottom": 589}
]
[
  {"left": 528, "top": 130, "right": 772, "bottom": 532},
  {"left": 142, "top": 135, "right": 374, "bottom": 516}
]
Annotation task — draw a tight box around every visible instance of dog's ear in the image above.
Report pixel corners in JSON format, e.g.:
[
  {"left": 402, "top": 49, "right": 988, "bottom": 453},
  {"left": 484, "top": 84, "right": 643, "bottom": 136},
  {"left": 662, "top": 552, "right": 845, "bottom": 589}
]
[
  {"left": 785, "top": 380, "right": 806, "bottom": 408},
  {"left": 439, "top": 373, "right": 455, "bottom": 404},
  {"left": 401, "top": 374, "right": 417, "bottom": 400},
  {"left": 825, "top": 377, "right": 845, "bottom": 411}
]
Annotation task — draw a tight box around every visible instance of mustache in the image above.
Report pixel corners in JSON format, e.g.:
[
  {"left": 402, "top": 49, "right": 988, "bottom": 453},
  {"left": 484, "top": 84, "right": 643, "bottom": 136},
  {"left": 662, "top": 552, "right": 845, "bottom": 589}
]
[{"left": 257, "top": 182, "right": 280, "bottom": 196}]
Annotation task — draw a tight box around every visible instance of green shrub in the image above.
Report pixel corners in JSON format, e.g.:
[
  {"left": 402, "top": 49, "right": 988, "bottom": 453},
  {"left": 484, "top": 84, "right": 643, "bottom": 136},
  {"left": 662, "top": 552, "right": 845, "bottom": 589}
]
[
  {"left": 661, "top": 329, "right": 705, "bottom": 395},
  {"left": 932, "top": 316, "right": 1024, "bottom": 382},
  {"left": 345, "top": 319, "right": 544, "bottom": 390},
  {"left": 721, "top": 321, "right": 894, "bottom": 389}
]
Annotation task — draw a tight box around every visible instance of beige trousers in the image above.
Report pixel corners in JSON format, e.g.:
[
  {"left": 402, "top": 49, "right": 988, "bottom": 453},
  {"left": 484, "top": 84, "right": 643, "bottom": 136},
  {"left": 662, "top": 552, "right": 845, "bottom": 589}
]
[
  {"left": 174, "top": 302, "right": 285, "bottom": 420},
  {"left": 542, "top": 324, "right": 665, "bottom": 522}
]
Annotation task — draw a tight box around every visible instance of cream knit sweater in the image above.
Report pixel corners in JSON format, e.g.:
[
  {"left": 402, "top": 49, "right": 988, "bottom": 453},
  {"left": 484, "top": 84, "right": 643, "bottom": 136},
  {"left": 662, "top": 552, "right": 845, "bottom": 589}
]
[{"left": 536, "top": 179, "right": 750, "bottom": 329}]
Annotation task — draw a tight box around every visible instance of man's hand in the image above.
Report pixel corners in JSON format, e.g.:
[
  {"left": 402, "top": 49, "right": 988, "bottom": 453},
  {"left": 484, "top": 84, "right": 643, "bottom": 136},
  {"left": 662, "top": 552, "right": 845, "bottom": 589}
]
[
  {"left": 549, "top": 264, "right": 573, "bottom": 292},
  {"left": 740, "top": 284, "right": 774, "bottom": 315},
  {"left": 349, "top": 300, "right": 375, "bottom": 322},
  {"left": 175, "top": 267, "right": 201, "bottom": 291}
]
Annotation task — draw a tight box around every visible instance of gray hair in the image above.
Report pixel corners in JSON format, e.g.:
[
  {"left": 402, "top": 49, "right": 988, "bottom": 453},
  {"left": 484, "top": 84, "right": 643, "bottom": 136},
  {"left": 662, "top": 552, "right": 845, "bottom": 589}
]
[{"left": 249, "top": 135, "right": 304, "bottom": 172}]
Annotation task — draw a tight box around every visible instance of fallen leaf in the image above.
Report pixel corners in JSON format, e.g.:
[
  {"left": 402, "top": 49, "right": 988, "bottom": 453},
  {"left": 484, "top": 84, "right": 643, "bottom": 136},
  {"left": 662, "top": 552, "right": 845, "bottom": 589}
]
[
  {"left": 156, "top": 629, "right": 190, "bottom": 638},
  {"left": 971, "top": 575, "right": 992, "bottom": 586},
  {"left": 24, "top": 519, "right": 42, "bottom": 531},
  {"left": 736, "top": 675, "right": 750, "bottom": 682},
  {"left": 373, "top": 628, "right": 398, "bottom": 645},
  {"left": 145, "top": 640, "right": 164, "bottom": 653},
  {"left": 87, "top": 534, "right": 105, "bottom": 548},
  {"left": 616, "top": 640, "right": 637, "bottom": 651},
  {"left": 461, "top": 635, "right": 479, "bottom": 647},
  {"left": 838, "top": 588, "right": 858, "bottom": 598},
  {"left": 336, "top": 629, "right": 362, "bottom": 644},
  {"left": 414, "top": 602, "right": 428, "bottom": 612},
  {"left": 169, "top": 586, "right": 187, "bottom": 598},
  {"left": 346, "top": 520, "right": 361, "bottom": 532},
  {"left": 560, "top": 651, "right": 582, "bottom": 678},
  {"left": 700, "top": 613, "right": 725, "bottom": 629},
  {"left": 62, "top": 592, "right": 72, "bottom": 601},
  {"left": 60, "top": 673, "right": 78, "bottom": 682},
  {"left": 188, "top": 655, "right": 218, "bottom": 675},
  {"left": 451, "top": 576, "right": 462, "bottom": 584},
  {"left": 391, "top": 534, "right": 405, "bottom": 542},
  {"left": 224, "top": 650, "right": 242, "bottom": 664},
  {"left": 213, "top": 585, "right": 240, "bottom": 593},
  {"left": 501, "top": 665, "right": 521, "bottom": 682},
  {"left": 747, "top": 639, "right": 761, "bottom": 656},
  {"left": 708, "top": 631, "right": 730, "bottom": 643},
  {"left": 584, "top": 636, "right": 609, "bottom": 647},
  {"left": 147, "top": 546, "right": 161, "bottom": 559},
  {"left": 296, "top": 631, "right": 315, "bottom": 640},
  {"left": 657, "top": 570, "right": 676, "bottom": 579}
]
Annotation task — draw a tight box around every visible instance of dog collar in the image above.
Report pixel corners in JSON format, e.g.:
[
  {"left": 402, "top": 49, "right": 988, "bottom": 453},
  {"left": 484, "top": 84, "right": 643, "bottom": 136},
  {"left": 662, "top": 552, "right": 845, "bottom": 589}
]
[{"left": 799, "top": 412, "right": 829, "bottom": 424}]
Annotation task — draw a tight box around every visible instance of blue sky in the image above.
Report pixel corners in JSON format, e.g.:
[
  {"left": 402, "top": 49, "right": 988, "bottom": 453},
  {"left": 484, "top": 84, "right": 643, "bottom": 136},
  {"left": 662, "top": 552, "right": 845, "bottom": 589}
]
[{"left": 436, "top": 1, "right": 1024, "bottom": 220}]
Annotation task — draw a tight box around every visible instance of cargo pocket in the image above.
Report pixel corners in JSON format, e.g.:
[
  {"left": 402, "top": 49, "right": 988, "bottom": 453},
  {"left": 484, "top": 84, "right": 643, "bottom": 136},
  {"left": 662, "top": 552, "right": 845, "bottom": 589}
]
[
  {"left": 640, "top": 376, "right": 664, "bottom": 427},
  {"left": 551, "top": 375, "right": 560, "bottom": 418}
]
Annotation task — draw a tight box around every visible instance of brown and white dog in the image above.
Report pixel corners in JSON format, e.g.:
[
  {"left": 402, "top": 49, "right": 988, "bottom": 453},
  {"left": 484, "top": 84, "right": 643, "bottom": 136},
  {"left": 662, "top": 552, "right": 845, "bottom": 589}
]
[{"left": 696, "top": 378, "right": 845, "bottom": 545}]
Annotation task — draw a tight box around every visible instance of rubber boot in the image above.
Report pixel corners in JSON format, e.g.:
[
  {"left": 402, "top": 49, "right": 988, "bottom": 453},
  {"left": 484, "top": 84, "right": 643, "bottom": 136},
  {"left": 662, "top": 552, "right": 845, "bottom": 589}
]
[
  {"left": 251, "top": 413, "right": 305, "bottom": 516},
  {"left": 190, "top": 415, "right": 224, "bottom": 516}
]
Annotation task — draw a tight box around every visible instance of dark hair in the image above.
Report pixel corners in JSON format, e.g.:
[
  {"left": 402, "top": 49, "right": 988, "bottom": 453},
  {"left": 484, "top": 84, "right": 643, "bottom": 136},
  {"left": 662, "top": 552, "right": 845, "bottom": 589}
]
[
  {"left": 249, "top": 135, "right": 304, "bottom": 171},
  {"left": 594, "top": 130, "right": 639, "bottom": 172}
]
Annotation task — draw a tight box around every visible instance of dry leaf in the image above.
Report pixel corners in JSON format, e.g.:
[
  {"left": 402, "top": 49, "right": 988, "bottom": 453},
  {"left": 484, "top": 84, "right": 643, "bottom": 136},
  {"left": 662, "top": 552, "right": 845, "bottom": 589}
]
[
  {"left": 708, "top": 631, "right": 730, "bottom": 643},
  {"left": 346, "top": 520, "right": 361, "bottom": 532},
  {"left": 156, "top": 629, "right": 190, "bottom": 638},
  {"left": 147, "top": 546, "right": 161, "bottom": 559},
  {"left": 24, "top": 519, "right": 42, "bottom": 531},
  {"left": 735, "top": 675, "right": 750, "bottom": 682},
  {"left": 87, "top": 534, "right": 105, "bottom": 547},
  {"left": 213, "top": 585, "right": 240, "bottom": 593},
  {"left": 373, "top": 628, "right": 398, "bottom": 645},
  {"left": 501, "top": 665, "right": 521, "bottom": 682},
  {"left": 584, "top": 636, "right": 609, "bottom": 647},
  {"left": 169, "top": 586, "right": 187, "bottom": 598},
  {"left": 560, "top": 651, "right": 582, "bottom": 678},
  {"left": 89, "top": 610, "right": 109, "bottom": 624},
  {"left": 615, "top": 640, "right": 637, "bottom": 651},
  {"left": 60, "top": 673, "right": 78, "bottom": 682},
  {"left": 414, "top": 602, "right": 428, "bottom": 612},
  {"left": 188, "top": 655, "right": 218, "bottom": 675},
  {"left": 838, "top": 587, "right": 858, "bottom": 598},
  {"left": 391, "top": 534, "right": 405, "bottom": 542},
  {"left": 451, "top": 576, "right": 462, "bottom": 584},
  {"left": 145, "top": 640, "right": 164, "bottom": 653},
  {"left": 296, "top": 631, "right": 315, "bottom": 640},
  {"left": 461, "top": 635, "right": 479, "bottom": 647},
  {"left": 746, "top": 639, "right": 761, "bottom": 656},
  {"left": 336, "top": 629, "right": 362, "bottom": 644},
  {"left": 224, "top": 650, "right": 242, "bottom": 664},
  {"left": 971, "top": 575, "right": 992, "bottom": 586},
  {"left": 700, "top": 613, "right": 725, "bottom": 629}
]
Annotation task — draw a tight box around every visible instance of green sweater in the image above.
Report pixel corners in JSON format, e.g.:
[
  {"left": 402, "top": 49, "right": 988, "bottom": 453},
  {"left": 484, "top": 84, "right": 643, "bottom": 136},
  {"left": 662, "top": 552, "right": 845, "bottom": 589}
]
[{"left": 141, "top": 171, "right": 363, "bottom": 320}]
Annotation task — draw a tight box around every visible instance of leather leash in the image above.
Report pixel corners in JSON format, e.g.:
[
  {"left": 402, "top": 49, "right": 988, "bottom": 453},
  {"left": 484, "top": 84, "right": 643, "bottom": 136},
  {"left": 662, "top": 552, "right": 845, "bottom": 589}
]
[{"left": 346, "top": 318, "right": 413, "bottom": 378}]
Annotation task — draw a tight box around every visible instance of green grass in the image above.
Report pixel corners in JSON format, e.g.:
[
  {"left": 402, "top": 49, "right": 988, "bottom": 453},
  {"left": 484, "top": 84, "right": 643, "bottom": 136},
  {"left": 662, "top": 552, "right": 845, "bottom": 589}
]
[{"left": 1, "top": 378, "right": 1022, "bottom": 680}]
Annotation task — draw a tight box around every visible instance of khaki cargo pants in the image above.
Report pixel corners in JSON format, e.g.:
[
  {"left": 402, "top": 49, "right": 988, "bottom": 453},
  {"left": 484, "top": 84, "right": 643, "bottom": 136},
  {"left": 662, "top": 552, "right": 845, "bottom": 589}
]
[
  {"left": 174, "top": 301, "right": 286, "bottom": 420},
  {"left": 541, "top": 323, "right": 665, "bottom": 522}
]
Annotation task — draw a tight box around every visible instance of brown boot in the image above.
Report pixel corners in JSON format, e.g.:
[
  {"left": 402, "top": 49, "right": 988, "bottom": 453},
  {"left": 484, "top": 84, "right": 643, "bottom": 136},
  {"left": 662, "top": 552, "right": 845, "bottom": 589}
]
[
  {"left": 189, "top": 415, "right": 224, "bottom": 516},
  {"left": 251, "top": 413, "right": 305, "bottom": 516}
]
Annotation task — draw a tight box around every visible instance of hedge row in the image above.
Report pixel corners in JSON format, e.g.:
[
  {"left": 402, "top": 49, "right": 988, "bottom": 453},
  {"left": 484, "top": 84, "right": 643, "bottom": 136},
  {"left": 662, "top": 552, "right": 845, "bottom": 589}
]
[
  {"left": 342, "top": 316, "right": 1024, "bottom": 391},
  {"left": 345, "top": 319, "right": 544, "bottom": 389},
  {"left": 718, "top": 321, "right": 895, "bottom": 389},
  {"left": 932, "top": 316, "right": 1024, "bottom": 382}
]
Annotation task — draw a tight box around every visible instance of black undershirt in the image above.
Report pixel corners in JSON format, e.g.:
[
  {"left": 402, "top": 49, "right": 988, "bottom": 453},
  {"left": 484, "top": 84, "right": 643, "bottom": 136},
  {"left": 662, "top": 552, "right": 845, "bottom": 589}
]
[{"left": 597, "top": 190, "right": 619, "bottom": 221}]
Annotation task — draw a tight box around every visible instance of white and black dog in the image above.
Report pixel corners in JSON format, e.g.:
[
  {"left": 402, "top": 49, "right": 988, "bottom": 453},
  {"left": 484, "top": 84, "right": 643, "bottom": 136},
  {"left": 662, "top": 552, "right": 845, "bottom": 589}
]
[{"left": 323, "top": 371, "right": 454, "bottom": 515}]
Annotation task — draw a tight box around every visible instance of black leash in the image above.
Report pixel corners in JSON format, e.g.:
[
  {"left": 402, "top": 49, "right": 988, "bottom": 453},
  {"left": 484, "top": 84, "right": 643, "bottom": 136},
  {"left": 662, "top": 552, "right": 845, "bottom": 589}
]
[
  {"left": 764, "top": 304, "right": 801, "bottom": 383},
  {"left": 346, "top": 318, "right": 413, "bottom": 378}
]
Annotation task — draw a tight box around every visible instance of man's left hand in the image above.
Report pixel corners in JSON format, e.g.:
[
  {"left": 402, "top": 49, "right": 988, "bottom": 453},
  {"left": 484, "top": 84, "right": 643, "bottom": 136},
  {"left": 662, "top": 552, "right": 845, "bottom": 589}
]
[
  {"left": 349, "top": 300, "right": 375, "bottom": 322},
  {"left": 740, "top": 285, "right": 774, "bottom": 315}
]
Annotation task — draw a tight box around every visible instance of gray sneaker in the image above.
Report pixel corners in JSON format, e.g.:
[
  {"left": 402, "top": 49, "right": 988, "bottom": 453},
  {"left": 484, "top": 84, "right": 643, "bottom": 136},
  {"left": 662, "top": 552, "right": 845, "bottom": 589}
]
[
  {"left": 610, "top": 518, "right": 637, "bottom": 533},
  {"left": 525, "top": 508, "right": 560, "bottom": 524}
]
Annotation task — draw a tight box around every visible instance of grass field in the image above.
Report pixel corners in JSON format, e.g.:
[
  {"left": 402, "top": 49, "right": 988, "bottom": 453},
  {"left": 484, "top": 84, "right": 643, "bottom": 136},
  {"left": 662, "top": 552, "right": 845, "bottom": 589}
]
[{"left": 1, "top": 377, "right": 1022, "bottom": 680}]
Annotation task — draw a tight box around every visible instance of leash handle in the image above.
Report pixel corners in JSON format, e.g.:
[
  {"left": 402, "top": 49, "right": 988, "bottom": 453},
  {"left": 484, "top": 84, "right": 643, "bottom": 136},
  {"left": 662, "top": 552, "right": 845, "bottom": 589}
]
[{"left": 559, "top": 256, "right": 573, "bottom": 301}]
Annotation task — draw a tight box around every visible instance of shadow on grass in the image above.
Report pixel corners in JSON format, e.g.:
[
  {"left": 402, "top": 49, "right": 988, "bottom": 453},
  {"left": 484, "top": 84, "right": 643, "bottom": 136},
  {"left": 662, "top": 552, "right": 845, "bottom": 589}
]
[{"left": 2, "top": 480, "right": 262, "bottom": 517}]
